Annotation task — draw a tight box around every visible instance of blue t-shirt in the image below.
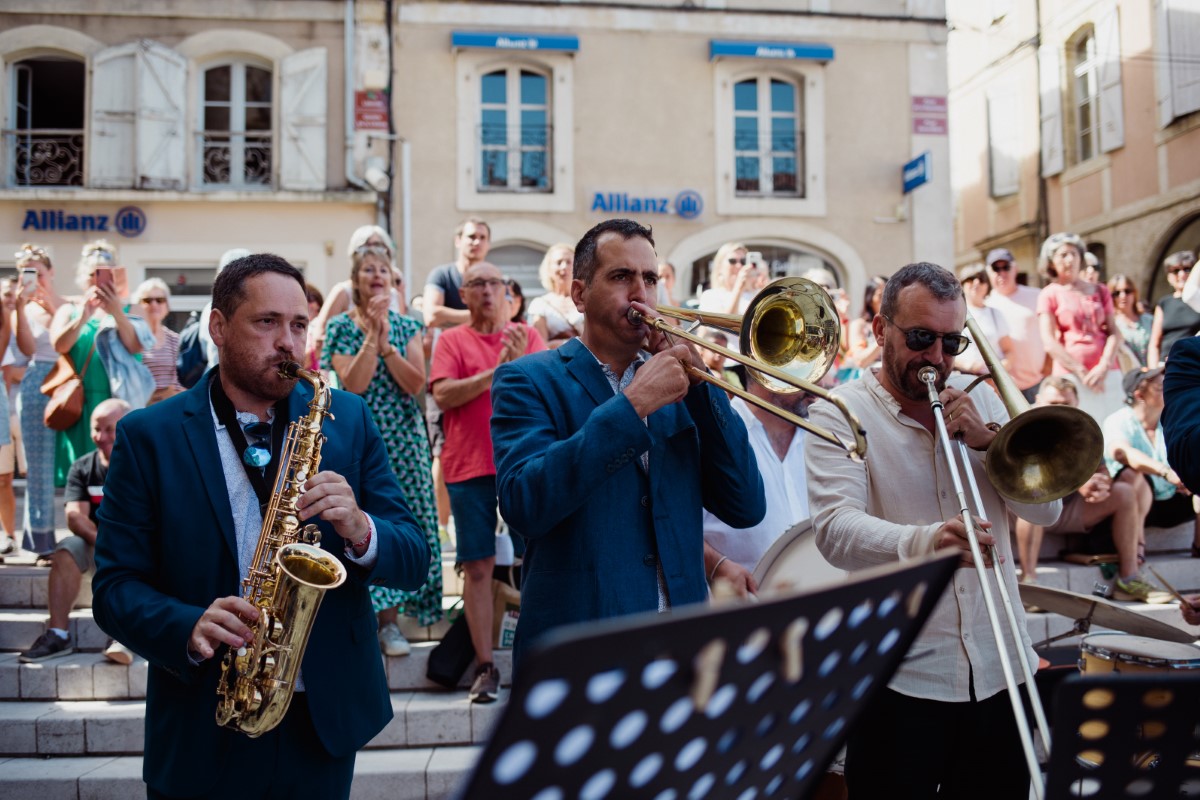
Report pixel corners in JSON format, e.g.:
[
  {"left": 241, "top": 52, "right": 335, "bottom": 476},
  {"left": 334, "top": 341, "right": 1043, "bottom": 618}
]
[{"left": 1102, "top": 405, "right": 1175, "bottom": 500}]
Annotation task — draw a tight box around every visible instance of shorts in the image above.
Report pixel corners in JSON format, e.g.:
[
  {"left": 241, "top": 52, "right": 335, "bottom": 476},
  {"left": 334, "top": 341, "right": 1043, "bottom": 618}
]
[
  {"left": 1145, "top": 483, "right": 1196, "bottom": 528},
  {"left": 1045, "top": 492, "right": 1088, "bottom": 535},
  {"left": 424, "top": 392, "right": 445, "bottom": 457},
  {"left": 446, "top": 475, "right": 498, "bottom": 563},
  {"left": 57, "top": 535, "right": 95, "bottom": 576}
]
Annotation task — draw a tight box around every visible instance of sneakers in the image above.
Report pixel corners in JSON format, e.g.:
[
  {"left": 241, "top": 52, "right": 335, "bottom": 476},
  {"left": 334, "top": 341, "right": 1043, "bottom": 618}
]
[
  {"left": 469, "top": 662, "right": 500, "bottom": 704},
  {"left": 19, "top": 629, "right": 74, "bottom": 663},
  {"left": 377, "top": 622, "right": 411, "bottom": 657},
  {"left": 1113, "top": 575, "right": 1156, "bottom": 602},
  {"left": 104, "top": 640, "right": 133, "bottom": 665}
]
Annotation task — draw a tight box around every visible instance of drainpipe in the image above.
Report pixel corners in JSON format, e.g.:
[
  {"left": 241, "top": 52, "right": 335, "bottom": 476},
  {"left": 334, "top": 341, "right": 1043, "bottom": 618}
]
[{"left": 344, "top": 0, "right": 369, "bottom": 192}]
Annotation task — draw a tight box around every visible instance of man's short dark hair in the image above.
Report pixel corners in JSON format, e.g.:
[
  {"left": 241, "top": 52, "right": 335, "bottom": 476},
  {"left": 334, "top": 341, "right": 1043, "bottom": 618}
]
[
  {"left": 211, "top": 253, "right": 305, "bottom": 317},
  {"left": 455, "top": 217, "right": 491, "bottom": 239},
  {"left": 879, "top": 262, "right": 963, "bottom": 319},
  {"left": 573, "top": 219, "right": 655, "bottom": 286}
]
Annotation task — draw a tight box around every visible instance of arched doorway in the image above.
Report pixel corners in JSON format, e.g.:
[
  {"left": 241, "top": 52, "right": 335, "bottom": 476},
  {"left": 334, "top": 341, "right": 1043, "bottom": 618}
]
[{"left": 1147, "top": 213, "right": 1200, "bottom": 305}]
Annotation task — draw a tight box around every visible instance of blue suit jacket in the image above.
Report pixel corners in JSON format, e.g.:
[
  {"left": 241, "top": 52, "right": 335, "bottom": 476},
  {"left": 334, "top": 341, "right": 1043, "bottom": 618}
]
[
  {"left": 92, "top": 372, "right": 430, "bottom": 796},
  {"left": 1164, "top": 336, "right": 1200, "bottom": 494},
  {"left": 491, "top": 338, "right": 765, "bottom": 672}
]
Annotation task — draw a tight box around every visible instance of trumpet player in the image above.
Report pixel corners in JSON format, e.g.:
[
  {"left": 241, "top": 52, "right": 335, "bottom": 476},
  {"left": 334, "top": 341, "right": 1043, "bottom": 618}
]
[
  {"left": 92, "top": 254, "right": 430, "bottom": 800},
  {"left": 806, "top": 262, "right": 1062, "bottom": 800}
]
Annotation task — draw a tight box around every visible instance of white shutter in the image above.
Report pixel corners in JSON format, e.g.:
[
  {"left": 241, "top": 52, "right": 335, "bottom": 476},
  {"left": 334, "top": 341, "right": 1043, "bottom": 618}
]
[
  {"left": 1039, "top": 45, "right": 1065, "bottom": 177},
  {"left": 987, "top": 86, "right": 1019, "bottom": 197},
  {"left": 1167, "top": 0, "right": 1200, "bottom": 121},
  {"left": 135, "top": 40, "right": 186, "bottom": 190},
  {"left": 278, "top": 48, "right": 327, "bottom": 191},
  {"left": 89, "top": 44, "right": 138, "bottom": 188},
  {"left": 1096, "top": 3, "right": 1125, "bottom": 152}
]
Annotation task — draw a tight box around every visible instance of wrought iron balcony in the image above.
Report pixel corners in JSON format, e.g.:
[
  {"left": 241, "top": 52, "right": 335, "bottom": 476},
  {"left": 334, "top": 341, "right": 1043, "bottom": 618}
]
[
  {"left": 3, "top": 129, "right": 84, "bottom": 187},
  {"left": 199, "top": 131, "right": 272, "bottom": 187}
]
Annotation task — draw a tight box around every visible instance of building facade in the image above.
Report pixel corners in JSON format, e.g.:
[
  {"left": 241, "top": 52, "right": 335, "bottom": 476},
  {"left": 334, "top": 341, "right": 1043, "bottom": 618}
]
[{"left": 948, "top": 0, "right": 1200, "bottom": 298}]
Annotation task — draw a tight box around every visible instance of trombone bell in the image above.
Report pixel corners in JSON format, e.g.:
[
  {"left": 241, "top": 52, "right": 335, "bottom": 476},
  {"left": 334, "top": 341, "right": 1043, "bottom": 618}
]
[{"left": 740, "top": 278, "right": 840, "bottom": 393}]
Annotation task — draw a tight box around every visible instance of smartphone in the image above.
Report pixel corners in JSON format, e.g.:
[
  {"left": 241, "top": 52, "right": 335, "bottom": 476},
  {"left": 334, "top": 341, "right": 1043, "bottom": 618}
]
[
  {"left": 94, "top": 267, "right": 114, "bottom": 291},
  {"left": 746, "top": 251, "right": 765, "bottom": 273},
  {"left": 19, "top": 268, "right": 37, "bottom": 296}
]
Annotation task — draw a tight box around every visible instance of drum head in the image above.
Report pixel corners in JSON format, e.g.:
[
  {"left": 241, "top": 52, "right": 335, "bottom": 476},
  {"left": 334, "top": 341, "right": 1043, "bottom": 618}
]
[
  {"left": 752, "top": 518, "right": 846, "bottom": 599},
  {"left": 1081, "top": 633, "right": 1200, "bottom": 666}
]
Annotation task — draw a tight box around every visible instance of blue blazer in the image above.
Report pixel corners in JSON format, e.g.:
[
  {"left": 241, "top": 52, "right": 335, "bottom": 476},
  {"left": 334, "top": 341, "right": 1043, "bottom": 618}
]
[
  {"left": 1164, "top": 336, "right": 1200, "bottom": 494},
  {"left": 92, "top": 372, "right": 430, "bottom": 796},
  {"left": 491, "top": 339, "right": 765, "bottom": 672}
]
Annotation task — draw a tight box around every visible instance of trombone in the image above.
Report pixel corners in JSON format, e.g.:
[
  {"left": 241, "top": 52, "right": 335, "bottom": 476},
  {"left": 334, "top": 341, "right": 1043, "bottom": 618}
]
[
  {"left": 920, "top": 315, "right": 1105, "bottom": 800},
  {"left": 626, "top": 277, "right": 868, "bottom": 460}
]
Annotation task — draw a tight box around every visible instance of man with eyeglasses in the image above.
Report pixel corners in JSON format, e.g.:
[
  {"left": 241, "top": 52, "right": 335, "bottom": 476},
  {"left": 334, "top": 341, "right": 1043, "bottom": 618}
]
[
  {"left": 983, "top": 247, "right": 1046, "bottom": 402},
  {"left": 806, "top": 261, "right": 1062, "bottom": 799},
  {"left": 91, "top": 254, "right": 430, "bottom": 799},
  {"left": 429, "top": 261, "right": 546, "bottom": 703}
]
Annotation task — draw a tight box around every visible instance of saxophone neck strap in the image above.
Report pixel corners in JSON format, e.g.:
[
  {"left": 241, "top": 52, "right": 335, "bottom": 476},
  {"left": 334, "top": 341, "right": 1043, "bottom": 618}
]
[{"left": 209, "top": 367, "right": 289, "bottom": 509}]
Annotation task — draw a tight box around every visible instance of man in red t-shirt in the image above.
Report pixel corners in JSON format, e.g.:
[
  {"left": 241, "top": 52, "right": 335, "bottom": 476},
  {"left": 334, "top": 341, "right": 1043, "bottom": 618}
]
[{"left": 430, "top": 262, "right": 545, "bottom": 702}]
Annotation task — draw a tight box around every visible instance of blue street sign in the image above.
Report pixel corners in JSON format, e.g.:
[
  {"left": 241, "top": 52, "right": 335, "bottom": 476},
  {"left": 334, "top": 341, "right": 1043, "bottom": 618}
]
[{"left": 902, "top": 152, "right": 931, "bottom": 194}]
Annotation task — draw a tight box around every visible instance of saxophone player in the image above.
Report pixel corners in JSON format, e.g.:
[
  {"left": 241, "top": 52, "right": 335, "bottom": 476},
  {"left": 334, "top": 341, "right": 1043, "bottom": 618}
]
[{"left": 92, "top": 254, "right": 430, "bottom": 799}]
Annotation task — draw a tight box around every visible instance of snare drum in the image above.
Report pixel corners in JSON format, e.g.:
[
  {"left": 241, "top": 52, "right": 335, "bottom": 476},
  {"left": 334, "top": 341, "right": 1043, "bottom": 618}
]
[
  {"left": 751, "top": 518, "right": 846, "bottom": 599},
  {"left": 1079, "top": 633, "right": 1200, "bottom": 675}
]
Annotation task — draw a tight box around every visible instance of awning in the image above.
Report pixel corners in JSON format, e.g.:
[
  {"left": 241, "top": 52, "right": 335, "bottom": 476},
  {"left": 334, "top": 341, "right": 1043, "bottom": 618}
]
[
  {"left": 451, "top": 31, "right": 579, "bottom": 53},
  {"left": 709, "top": 40, "right": 835, "bottom": 62}
]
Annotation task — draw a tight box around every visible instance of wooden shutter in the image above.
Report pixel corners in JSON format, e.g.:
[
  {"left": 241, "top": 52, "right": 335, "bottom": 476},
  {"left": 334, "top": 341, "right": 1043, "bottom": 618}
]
[
  {"left": 135, "top": 40, "right": 186, "bottom": 190},
  {"left": 1095, "top": 3, "right": 1125, "bottom": 153},
  {"left": 1039, "top": 45, "right": 1065, "bottom": 177},
  {"left": 278, "top": 48, "right": 328, "bottom": 191},
  {"left": 988, "top": 85, "right": 1019, "bottom": 197},
  {"left": 89, "top": 44, "right": 138, "bottom": 188}
]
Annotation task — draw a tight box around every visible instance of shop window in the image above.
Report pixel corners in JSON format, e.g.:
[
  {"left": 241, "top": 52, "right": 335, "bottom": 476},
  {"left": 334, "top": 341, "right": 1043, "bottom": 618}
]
[
  {"left": 200, "top": 62, "right": 273, "bottom": 187},
  {"left": 6, "top": 57, "right": 85, "bottom": 187},
  {"left": 733, "top": 77, "right": 803, "bottom": 198},
  {"left": 478, "top": 67, "right": 551, "bottom": 192}
]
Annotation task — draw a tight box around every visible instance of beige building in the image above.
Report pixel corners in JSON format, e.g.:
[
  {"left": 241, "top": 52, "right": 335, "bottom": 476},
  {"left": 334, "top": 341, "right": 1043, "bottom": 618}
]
[
  {"left": 948, "top": 0, "right": 1200, "bottom": 299},
  {"left": 0, "top": 0, "right": 955, "bottom": 320}
]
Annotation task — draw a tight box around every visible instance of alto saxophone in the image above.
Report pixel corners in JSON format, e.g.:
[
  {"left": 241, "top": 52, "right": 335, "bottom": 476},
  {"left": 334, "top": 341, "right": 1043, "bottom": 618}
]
[{"left": 215, "top": 361, "right": 348, "bottom": 737}]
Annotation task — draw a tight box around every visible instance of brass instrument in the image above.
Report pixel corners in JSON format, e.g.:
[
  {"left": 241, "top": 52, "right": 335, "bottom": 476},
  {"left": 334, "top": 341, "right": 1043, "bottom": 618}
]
[
  {"left": 215, "top": 361, "right": 348, "bottom": 737},
  {"left": 628, "top": 277, "right": 868, "bottom": 460},
  {"left": 917, "top": 315, "right": 1103, "bottom": 800}
]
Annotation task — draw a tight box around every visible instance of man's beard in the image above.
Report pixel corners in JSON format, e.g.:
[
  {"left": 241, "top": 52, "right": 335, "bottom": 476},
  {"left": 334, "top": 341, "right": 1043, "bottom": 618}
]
[
  {"left": 888, "top": 357, "right": 949, "bottom": 402},
  {"left": 221, "top": 348, "right": 297, "bottom": 404}
]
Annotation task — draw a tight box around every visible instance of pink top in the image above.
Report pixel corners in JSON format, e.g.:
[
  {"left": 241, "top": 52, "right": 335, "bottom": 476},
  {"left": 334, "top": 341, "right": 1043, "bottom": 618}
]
[
  {"left": 1037, "top": 281, "right": 1114, "bottom": 373},
  {"left": 429, "top": 322, "right": 546, "bottom": 483}
]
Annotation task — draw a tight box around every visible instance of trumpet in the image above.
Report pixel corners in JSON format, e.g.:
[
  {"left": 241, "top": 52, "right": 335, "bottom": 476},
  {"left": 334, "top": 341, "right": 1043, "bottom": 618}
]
[{"left": 626, "top": 277, "right": 867, "bottom": 460}]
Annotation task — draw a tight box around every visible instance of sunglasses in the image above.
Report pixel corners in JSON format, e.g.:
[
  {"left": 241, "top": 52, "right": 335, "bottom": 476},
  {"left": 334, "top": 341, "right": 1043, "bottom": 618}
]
[
  {"left": 242, "top": 421, "right": 272, "bottom": 469},
  {"left": 727, "top": 258, "right": 747, "bottom": 265},
  {"left": 1169, "top": 266, "right": 1193, "bottom": 276},
  {"left": 139, "top": 296, "right": 167, "bottom": 305},
  {"left": 989, "top": 263, "right": 1012, "bottom": 273},
  {"left": 883, "top": 314, "right": 971, "bottom": 356},
  {"left": 1112, "top": 288, "right": 1134, "bottom": 297}
]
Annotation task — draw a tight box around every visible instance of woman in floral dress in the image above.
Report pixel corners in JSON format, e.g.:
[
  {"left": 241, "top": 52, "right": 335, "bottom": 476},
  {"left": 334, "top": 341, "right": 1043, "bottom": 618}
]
[{"left": 322, "top": 243, "right": 441, "bottom": 656}]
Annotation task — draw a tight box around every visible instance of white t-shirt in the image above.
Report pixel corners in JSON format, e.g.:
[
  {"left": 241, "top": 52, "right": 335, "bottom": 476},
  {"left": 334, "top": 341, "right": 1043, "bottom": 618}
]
[{"left": 985, "top": 284, "right": 1044, "bottom": 390}]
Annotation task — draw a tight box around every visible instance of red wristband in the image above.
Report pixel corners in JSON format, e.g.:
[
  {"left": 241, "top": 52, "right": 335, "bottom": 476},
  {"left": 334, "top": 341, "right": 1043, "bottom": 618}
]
[{"left": 347, "top": 515, "right": 372, "bottom": 555}]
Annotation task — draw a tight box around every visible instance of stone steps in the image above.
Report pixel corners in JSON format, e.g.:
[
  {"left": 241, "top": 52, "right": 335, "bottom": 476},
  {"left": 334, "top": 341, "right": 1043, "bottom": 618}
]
[{"left": 0, "top": 747, "right": 481, "bottom": 800}]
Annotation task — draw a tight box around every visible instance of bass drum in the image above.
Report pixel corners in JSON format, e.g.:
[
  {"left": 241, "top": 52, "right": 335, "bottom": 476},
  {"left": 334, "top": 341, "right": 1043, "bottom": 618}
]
[{"left": 752, "top": 518, "right": 846, "bottom": 599}]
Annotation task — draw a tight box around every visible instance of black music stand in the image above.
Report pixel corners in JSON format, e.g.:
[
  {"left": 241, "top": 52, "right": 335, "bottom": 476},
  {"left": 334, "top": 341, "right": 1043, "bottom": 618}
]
[
  {"left": 456, "top": 552, "right": 959, "bottom": 800},
  {"left": 1046, "top": 674, "right": 1200, "bottom": 799}
]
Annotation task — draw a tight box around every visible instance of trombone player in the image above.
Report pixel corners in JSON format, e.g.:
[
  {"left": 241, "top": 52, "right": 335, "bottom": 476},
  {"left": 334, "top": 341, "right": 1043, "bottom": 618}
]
[{"left": 806, "top": 262, "right": 1062, "bottom": 799}]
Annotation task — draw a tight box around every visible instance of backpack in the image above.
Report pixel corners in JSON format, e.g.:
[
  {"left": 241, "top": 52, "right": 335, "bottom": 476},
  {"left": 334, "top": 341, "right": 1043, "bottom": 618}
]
[{"left": 176, "top": 309, "right": 207, "bottom": 388}]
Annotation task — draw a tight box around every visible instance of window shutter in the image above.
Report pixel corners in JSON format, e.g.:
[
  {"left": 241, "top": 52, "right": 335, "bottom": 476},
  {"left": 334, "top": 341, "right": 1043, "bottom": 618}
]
[
  {"left": 1096, "top": 3, "right": 1125, "bottom": 152},
  {"left": 279, "top": 48, "right": 328, "bottom": 191},
  {"left": 987, "top": 85, "right": 1019, "bottom": 197},
  {"left": 1039, "top": 45, "right": 1065, "bottom": 177},
  {"left": 135, "top": 40, "right": 187, "bottom": 190},
  {"left": 1165, "top": 0, "right": 1200, "bottom": 122},
  {"left": 89, "top": 44, "right": 138, "bottom": 188}
]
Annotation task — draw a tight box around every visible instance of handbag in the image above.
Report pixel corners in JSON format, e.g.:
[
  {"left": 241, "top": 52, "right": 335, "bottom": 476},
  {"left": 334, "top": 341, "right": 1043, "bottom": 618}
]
[
  {"left": 41, "top": 342, "right": 97, "bottom": 431},
  {"left": 426, "top": 600, "right": 476, "bottom": 689}
]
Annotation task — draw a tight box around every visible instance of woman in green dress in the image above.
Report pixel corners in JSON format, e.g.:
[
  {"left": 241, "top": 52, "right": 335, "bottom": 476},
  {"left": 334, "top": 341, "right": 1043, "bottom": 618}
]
[
  {"left": 49, "top": 241, "right": 145, "bottom": 487},
  {"left": 322, "top": 237, "right": 441, "bottom": 656}
]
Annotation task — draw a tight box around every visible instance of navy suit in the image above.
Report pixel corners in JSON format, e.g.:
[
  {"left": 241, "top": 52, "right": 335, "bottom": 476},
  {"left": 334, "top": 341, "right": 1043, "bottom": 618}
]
[
  {"left": 92, "top": 372, "right": 430, "bottom": 797},
  {"left": 491, "top": 338, "right": 765, "bottom": 672},
  {"left": 1164, "top": 336, "right": 1200, "bottom": 494}
]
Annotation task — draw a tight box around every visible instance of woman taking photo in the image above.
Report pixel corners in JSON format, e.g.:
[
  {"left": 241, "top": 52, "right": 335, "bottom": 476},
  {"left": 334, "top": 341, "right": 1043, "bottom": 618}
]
[
  {"left": 955, "top": 264, "right": 1012, "bottom": 375},
  {"left": 1037, "top": 232, "right": 1124, "bottom": 421},
  {"left": 321, "top": 242, "right": 441, "bottom": 657},
  {"left": 131, "top": 279, "right": 184, "bottom": 404},
  {"left": 12, "top": 244, "right": 66, "bottom": 554},
  {"left": 49, "top": 240, "right": 152, "bottom": 486},
  {"left": 526, "top": 244, "right": 581, "bottom": 348}
]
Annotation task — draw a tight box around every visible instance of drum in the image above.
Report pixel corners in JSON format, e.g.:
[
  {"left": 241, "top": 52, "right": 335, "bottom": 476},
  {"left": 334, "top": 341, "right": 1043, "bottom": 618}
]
[
  {"left": 1078, "top": 633, "right": 1200, "bottom": 675},
  {"left": 751, "top": 518, "right": 846, "bottom": 598}
]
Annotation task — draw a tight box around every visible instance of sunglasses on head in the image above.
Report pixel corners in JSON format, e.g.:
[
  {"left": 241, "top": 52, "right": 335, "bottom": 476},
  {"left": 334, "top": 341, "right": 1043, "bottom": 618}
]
[
  {"left": 242, "top": 421, "right": 272, "bottom": 468},
  {"left": 355, "top": 244, "right": 392, "bottom": 259},
  {"left": 883, "top": 314, "right": 971, "bottom": 356},
  {"left": 990, "top": 262, "right": 1012, "bottom": 273}
]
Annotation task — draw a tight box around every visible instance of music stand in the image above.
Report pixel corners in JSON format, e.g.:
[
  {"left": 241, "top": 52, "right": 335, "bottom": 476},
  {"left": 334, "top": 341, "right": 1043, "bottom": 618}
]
[
  {"left": 455, "top": 552, "right": 959, "bottom": 800},
  {"left": 1046, "top": 674, "right": 1200, "bottom": 799}
]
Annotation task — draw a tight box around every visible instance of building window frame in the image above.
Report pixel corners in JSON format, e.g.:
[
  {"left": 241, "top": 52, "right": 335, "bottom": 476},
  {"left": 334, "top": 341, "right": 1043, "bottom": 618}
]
[
  {"left": 196, "top": 58, "right": 274, "bottom": 190},
  {"left": 714, "top": 62, "right": 825, "bottom": 217},
  {"left": 477, "top": 66, "right": 552, "bottom": 193},
  {"left": 1068, "top": 26, "right": 1099, "bottom": 165},
  {"left": 5, "top": 55, "right": 86, "bottom": 188},
  {"left": 732, "top": 76, "right": 804, "bottom": 199},
  {"left": 456, "top": 51, "right": 574, "bottom": 213}
]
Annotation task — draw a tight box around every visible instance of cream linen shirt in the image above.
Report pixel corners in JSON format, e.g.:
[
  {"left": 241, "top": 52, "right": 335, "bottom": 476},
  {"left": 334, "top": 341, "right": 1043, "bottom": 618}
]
[{"left": 806, "top": 368, "right": 1061, "bottom": 703}]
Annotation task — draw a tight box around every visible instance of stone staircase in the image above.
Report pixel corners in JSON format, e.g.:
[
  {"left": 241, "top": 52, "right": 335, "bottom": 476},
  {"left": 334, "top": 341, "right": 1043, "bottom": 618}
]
[{"left": 1, "top": 503, "right": 1197, "bottom": 798}]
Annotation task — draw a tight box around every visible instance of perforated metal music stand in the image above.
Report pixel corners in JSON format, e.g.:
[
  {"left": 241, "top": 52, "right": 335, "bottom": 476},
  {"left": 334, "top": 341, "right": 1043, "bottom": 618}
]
[
  {"left": 1046, "top": 674, "right": 1200, "bottom": 799},
  {"left": 456, "top": 552, "right": 959, "bottom": 800}
]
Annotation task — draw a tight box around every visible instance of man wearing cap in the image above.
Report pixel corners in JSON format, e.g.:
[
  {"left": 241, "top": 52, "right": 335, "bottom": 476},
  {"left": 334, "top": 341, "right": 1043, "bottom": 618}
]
[
  {"left": 1102, "top": 366, "right": 1200, "bottom": 599},
  {"left": 983, "top": 248, "right": 1045, "bottom": 401}
]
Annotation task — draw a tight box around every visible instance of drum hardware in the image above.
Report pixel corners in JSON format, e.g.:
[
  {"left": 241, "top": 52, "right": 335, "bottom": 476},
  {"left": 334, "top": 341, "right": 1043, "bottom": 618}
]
[{"left": 1019, "top": 583, "right": 1198, "bottom": 647}]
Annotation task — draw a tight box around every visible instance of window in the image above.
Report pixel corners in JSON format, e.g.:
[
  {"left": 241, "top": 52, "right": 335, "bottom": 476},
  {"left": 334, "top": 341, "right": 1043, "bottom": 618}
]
[
  {"left": 1155, "top": 0, "right": 1200, "bottom": 125},
  {"left": 200, "top": 62, "right": 272, "bottom": 187},
  {"left": 1070, "top": 29, "right": 1099, "bottom": 164},
  {"left": 479, "top": 68, "right": 551, "bottom": 192},
  {"left": 6, "top": 57, "right": 85, "bottom": 187},
  {"left": 733, "top": 77, "right": 803, "bottom": 197}
]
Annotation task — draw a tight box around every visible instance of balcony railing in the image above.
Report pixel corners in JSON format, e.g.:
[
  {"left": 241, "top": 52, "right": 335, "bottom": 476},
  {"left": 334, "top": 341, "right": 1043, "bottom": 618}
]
[
  {"left": 3, "top": 129, "right": 84, "bottom": 187},
  {"left": 199, "top": 131, "right": 272, "bottom": 187}
]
